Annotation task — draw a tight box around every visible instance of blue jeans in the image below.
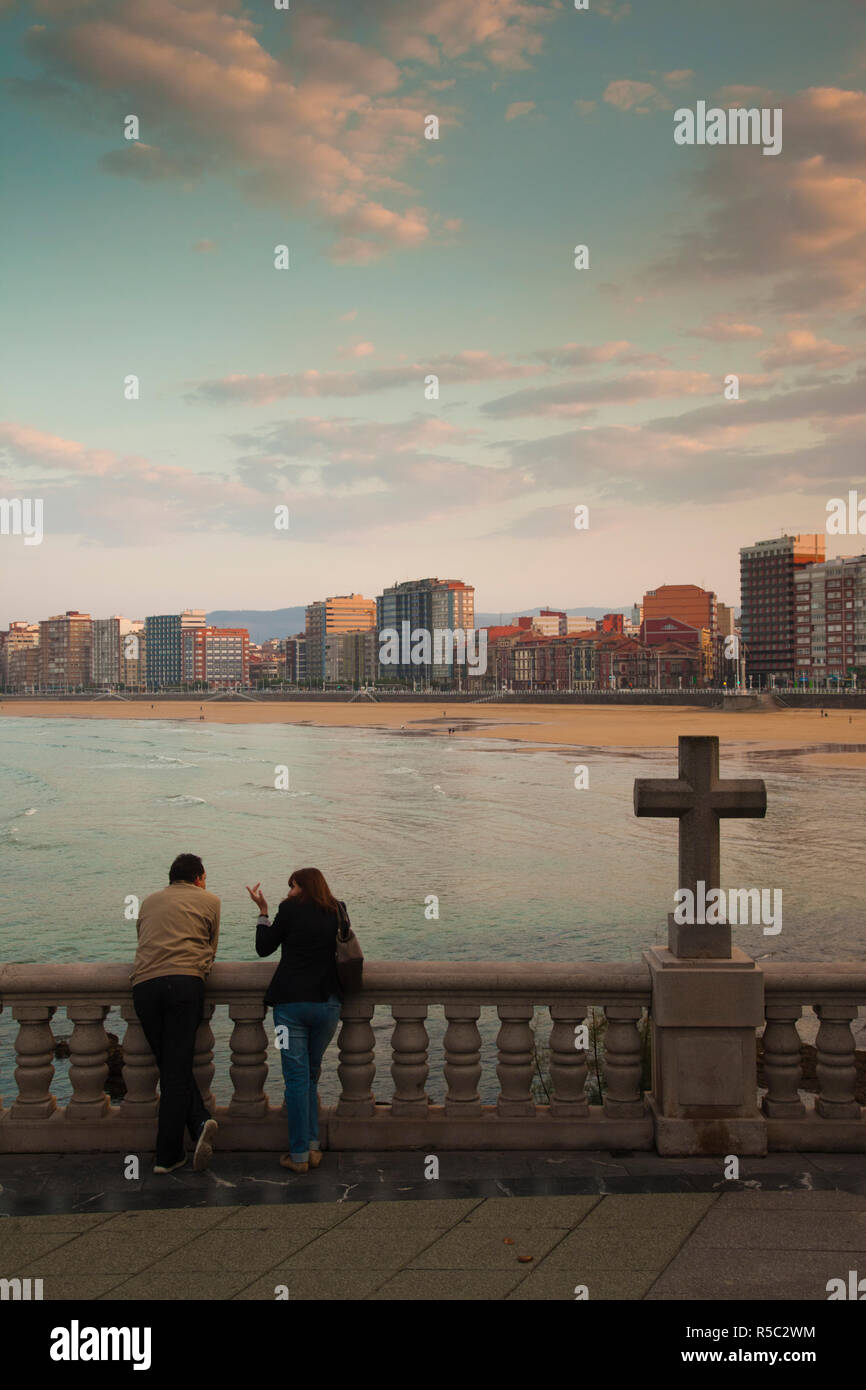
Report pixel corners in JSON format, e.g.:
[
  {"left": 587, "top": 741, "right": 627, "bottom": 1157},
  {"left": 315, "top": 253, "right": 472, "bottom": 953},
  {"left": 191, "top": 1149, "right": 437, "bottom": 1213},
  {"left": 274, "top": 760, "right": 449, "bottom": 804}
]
[{"left": 273, "top": 997, "right": 342, "bottom": 1161}]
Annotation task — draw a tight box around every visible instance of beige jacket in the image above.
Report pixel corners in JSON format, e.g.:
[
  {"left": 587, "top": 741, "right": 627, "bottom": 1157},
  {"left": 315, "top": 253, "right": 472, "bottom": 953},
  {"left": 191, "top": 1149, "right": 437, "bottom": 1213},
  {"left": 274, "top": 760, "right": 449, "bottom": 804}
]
[{"left": 131, "top": 881, "right": 221, "bottom": 987}]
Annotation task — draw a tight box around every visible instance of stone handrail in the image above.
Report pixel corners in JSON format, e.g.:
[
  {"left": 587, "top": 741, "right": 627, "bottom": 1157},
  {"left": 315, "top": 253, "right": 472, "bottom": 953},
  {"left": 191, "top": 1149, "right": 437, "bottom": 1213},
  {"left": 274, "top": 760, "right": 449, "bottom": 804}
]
[
  {"left": 0, "top": 960, "right": 652, "bottom": 1154},
  {"left": 1, "top": 960, "right": 863, "bottom": 1155}
]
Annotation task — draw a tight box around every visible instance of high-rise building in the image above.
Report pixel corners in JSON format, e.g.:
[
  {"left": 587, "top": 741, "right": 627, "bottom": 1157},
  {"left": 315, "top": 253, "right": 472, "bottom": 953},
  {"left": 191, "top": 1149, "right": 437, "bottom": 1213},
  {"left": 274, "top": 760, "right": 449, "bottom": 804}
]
[
  {"left": 120, "top": 622, "right": 145, "bottom": 687},
  {"left": 38, "top": 611, "right": 92, "bottom": 688},
  {"left": 145, "top": 609, "right": 205, "bottom": 688},
  {"left": 305, "top": 594, "right": 376, "bottom": 682},
  {"left": 565, "top": 616, "right": 595, "bottom": 633},
  {"left": 181, "top": 626, "right": 249, "bottom": 686},
  {"left": 376, "top": 578, "right": 475, "bottom": 684},
  {"left": 92, "top": 617, "right": 123, "bottom": 686},
  {"left": 0, "top": 621, "right": 39, "bottom": 687},
  {"left": 286, "top": 633, "right": 307, "bottom": 684},
  {"left": 740, "top": 535, "right": 825, "bottom": 686},
  {"left": 324, "top": 629, "right": 378, "bottom": 684},
  {"left": 794, "top": 553, "right": 866, "bottom": 685}
]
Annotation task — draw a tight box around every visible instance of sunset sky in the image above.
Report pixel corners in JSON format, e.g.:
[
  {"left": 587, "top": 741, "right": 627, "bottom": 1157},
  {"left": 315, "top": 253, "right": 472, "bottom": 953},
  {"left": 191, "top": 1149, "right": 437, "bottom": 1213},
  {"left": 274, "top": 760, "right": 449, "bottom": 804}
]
[{"left": 1, "top": 0, "right": 865, "bottom": 624}]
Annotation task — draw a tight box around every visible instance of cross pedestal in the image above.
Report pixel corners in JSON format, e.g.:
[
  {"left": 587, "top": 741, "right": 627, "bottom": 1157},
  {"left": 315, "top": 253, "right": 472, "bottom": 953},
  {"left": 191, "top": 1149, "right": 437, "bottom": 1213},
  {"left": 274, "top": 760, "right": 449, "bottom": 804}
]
[{"left": 635, "top": 736, "right": 768, "bottom": 1154}]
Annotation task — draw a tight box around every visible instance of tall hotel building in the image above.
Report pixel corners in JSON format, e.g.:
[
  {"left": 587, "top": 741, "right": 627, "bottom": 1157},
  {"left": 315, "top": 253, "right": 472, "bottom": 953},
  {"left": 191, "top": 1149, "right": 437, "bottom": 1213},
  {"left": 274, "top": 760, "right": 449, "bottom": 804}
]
[
  {"left": 377, "top": 578, "right": 475, "bottom": 684},
  {"left": 794, "top": 553, "right": 866, "bottom": 685},
  {"left": 739, "top": 535, "right": 825, "bottom": 686},
  {"left": 305, "top": 594, "right": 376, "bottom": 682},
  {"left": 145, "top": 609, "right": 206, "bottom": 687}
]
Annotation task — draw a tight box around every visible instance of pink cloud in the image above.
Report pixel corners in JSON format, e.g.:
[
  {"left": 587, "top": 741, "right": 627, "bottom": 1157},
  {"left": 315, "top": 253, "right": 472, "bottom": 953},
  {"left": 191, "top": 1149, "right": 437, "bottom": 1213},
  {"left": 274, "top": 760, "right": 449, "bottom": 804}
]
[
  {"left": 685, "top": 315, "right": 764, "bottom": 341},
  {"left": 21, "top": 2, "right": 461, "bottom": 261},
  {"left": 603, "top": 79, "right": 670, "bottom": 113},
  {"left": 337, "top": 341, "right": 376, "bottom": 358},
  {"left": 505, "top": 100, "right": 535, "bottom": 121},
  {"left": 759, "top": 328, "right": 860, "bottom": 369}
]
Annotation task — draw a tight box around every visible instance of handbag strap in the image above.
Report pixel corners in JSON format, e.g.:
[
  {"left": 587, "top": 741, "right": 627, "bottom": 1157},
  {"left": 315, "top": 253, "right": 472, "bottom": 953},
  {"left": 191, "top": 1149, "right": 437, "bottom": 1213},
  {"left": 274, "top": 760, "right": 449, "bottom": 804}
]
[{"left": 335, "top": 899, "right": 350, "bottom": 941}]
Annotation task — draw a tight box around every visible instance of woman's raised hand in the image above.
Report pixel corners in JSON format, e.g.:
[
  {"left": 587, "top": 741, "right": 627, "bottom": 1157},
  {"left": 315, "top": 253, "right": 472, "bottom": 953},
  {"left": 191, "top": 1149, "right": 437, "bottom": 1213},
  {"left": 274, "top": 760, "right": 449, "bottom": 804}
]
[{"left": 246, "top": 882, "right": 268, "bottom": 915}]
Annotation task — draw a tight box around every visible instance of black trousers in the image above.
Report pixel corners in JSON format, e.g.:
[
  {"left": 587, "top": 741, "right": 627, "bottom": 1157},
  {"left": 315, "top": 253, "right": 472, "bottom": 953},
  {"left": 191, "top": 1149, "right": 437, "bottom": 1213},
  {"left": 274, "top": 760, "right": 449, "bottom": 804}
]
[{"left": 132, "top": 974, "right": 210, "bottom": 1167}]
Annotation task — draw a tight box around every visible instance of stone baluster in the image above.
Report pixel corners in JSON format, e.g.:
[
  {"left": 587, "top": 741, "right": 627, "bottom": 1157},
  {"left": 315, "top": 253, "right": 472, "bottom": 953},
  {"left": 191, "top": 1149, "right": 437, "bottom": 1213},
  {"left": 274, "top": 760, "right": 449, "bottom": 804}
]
[
  {"left": 194, "top": 1003, "right": 216, "bottom": 1113},
  {"left": 119, "top": 1004, "right": 159, "bottom": 1118},
  {"left": 496, "top": 1003, "right": 535, "bottom": 1116},
  {"left": 761, "top": 1004, "right": 806, "bottom": 1118},
  {"left": 228, "top": 1002, "right": 269, "bottom": 1117},
  {"left": 443, "top": 1002, "right": 483, "bottom": 1116},
  {"left": 390, "top": 1004, "right": 429, "bottom": 1116},
  {"left": 10, "top": 1006, "right": 56, "bottom": 1118},
  {"left": 602, "top": 1005, "right": 645, "bottom": 1117},
  {"left": 815, "top": 1004, "right": 860, "bottom": 1120},
  {"left": 336, "top": 1001, "right": 376, "bottom": 1117},
  {"left": 548, "top": 1002, "right": 589, "bottom": 1117},
  {"left": 66, "top": 1004, "right": 110, "bottom": 1120}
]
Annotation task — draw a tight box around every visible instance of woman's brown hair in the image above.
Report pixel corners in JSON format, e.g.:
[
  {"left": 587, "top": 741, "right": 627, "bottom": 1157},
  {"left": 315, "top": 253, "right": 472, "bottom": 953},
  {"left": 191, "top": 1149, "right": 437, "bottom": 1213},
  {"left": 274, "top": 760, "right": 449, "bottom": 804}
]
[{"left": 288, "top": 867, "right": 340, "bottom": 913}]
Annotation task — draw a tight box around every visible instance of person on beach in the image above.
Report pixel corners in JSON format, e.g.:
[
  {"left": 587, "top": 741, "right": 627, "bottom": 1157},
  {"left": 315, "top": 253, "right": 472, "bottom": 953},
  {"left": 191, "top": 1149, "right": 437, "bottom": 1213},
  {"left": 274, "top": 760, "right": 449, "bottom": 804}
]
[
  {"left": 246, "top": 868, "right": 345, "bottom": 1173},
  {"left": 131, "top": 853, "right": 220, "bottom": 1174}
]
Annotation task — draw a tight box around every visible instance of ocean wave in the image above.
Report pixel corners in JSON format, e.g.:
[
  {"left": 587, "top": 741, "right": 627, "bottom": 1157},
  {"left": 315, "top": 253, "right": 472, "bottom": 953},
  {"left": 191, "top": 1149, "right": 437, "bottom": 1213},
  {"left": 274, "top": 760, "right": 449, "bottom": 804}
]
[
  {"left": 157, "top": 794, "right": 207, "bottom": 807},
  {"left": 385, "top": 766, "right": 419, "bottom": 776}
]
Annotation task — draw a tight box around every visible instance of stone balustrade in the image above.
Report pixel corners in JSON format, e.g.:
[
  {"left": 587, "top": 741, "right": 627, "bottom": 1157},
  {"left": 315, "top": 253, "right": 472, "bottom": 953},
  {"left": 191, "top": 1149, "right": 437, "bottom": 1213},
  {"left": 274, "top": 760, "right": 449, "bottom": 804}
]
[
  {"left": 0, "top": 960, "right": 863, "bottom": 1155},
  {"left": 761, "top": 965, "right": 866, "bottom": 1150}
]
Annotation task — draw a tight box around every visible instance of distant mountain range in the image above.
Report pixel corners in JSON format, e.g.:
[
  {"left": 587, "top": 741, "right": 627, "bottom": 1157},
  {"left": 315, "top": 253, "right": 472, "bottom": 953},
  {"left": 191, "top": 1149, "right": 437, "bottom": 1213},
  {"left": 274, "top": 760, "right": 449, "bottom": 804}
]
[{"left": 206, "top": 606, "right": 635, "bottom": 645}]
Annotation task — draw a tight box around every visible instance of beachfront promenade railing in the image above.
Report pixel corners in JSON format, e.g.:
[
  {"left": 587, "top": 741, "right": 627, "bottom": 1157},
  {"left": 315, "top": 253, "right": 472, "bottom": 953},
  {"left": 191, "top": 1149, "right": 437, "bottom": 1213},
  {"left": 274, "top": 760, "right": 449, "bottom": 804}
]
[
  {"left": 0, "top": 959, "right": 863, "bottom": 1155},
  {"left": 2, "top": 737, "right": 863, "bottom": 1157}
]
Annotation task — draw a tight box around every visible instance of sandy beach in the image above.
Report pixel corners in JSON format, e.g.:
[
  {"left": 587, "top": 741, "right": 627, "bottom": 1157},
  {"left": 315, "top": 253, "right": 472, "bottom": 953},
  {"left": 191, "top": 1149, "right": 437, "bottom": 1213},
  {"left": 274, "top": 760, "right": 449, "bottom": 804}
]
[{"left": 2, "top": 698, "right": 865, "bottom": 768}]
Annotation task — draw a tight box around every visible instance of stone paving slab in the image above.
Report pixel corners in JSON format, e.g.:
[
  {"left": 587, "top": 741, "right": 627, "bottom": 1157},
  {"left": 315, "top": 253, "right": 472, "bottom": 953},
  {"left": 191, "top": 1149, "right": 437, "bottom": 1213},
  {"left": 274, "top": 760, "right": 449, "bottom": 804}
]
[
  {"left": 508, "top": 1268, "right": 659, "bottom": 1300},
  {"left": 646, "top": 1248, "right": 860, "bottom": 1301},
  {"left": 687, "top": 1208, "right": 866, "bottom": 1251},
  {"left": 4, "top": 1150, "right": 866, "bottom": 1217},
  {"left": 462, "top": 1195, "right": 601, "bottom": 1227},
  {"left": 150, "top": 1229, "right": 317, "bottom": 1274},
  {"left": 368, "top": 1269, "right": 529, "bottom": 1300},
  {"left": 407, "top": 1225, "right": 567, "bottom": 1269},
  {"left": 233, "top": 1268, "right": 389, "bottom": 1300},
  {"left": 275, "top": 1225, "right": 451, "bottom": 1271},
  {"left": 4, "top": 1156, "right": 866, "bottom": 1300}
]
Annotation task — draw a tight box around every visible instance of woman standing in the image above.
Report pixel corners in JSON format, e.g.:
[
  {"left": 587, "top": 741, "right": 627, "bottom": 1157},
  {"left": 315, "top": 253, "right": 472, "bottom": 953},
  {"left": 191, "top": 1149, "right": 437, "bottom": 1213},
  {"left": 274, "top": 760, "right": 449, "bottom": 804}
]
[{"left": 246, "top": 868, "right": 345, "bottom": 1172}]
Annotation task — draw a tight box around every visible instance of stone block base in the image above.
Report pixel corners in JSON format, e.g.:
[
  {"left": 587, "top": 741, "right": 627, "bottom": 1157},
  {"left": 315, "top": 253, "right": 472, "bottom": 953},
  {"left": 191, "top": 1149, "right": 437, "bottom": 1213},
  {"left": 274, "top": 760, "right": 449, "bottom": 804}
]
[
  {"left": 647, "top": 1095, "right": 767, "bottom": 1156},
  {"left": 766, "top": 1112, "right": 866, "bottom": 1152}
]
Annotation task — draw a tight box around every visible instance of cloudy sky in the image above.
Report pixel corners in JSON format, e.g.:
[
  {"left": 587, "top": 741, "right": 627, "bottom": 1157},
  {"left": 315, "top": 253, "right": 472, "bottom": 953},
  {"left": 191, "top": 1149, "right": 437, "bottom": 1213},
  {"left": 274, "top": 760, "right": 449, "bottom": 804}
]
[{"left": 1, "top": 0, "right": 865, "bottom": 624}]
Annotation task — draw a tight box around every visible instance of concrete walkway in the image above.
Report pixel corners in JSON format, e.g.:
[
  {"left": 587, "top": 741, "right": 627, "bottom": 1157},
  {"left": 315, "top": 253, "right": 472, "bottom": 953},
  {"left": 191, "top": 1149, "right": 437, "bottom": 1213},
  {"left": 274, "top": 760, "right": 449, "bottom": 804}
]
[{"left": 2, "top": 1151, "right": 865, "bottom": 1300}]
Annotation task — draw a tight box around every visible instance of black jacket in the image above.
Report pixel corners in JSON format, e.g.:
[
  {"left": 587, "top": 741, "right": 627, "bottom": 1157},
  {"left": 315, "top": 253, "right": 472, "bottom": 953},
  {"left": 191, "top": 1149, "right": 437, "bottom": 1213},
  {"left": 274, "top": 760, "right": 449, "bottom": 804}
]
[{"left": 257, "top": 897, "right": 345, "bottom": 1005}]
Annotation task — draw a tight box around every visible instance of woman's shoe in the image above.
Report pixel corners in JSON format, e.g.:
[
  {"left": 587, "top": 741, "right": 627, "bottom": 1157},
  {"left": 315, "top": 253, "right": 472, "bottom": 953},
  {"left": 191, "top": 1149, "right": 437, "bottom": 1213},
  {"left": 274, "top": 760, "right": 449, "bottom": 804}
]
[
  {"left": 309, "top": 1150, "right": 323, "bottom": 1169},
  {"left": 279, "top": 1154, "right": 309, "bottom": 1173}
]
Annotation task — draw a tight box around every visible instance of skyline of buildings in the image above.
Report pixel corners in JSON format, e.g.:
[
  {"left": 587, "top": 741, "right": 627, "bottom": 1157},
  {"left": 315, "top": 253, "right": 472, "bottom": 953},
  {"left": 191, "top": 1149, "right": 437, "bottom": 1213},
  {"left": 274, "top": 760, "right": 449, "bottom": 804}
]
[{"left": 3, "top": 532, "right": 865, "bottom": 692}]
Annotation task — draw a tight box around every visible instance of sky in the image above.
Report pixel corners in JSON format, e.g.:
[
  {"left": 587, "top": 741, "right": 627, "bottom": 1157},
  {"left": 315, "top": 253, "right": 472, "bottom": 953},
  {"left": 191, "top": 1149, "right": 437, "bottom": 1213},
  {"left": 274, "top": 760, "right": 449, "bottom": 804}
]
[{"left": 1, "top": 0, "right": 865, "bottom": 625}]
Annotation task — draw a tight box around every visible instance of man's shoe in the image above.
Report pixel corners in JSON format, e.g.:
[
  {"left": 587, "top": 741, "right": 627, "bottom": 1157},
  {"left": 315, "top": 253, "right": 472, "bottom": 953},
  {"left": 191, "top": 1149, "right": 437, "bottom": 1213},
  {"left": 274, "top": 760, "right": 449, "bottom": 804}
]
[
  {"left": 279, "top": 1154, "right": 309, "bottom": 1173},
  {"left": 153, "top": 1155, "right": 187, "bottom": 1175},
  {"left": 193, "top": 1118, "right": 218, "bottom": 1172},
  {"left": 309, "top": 1150, "right": 323, "bottom": 1169}
]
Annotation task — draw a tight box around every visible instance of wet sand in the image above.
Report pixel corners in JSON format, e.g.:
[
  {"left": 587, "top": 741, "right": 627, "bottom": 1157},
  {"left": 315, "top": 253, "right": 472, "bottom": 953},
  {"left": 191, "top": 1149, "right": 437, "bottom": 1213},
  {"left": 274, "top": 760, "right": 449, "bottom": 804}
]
[{"left": 2, "top": 698, "right": 866, "bottom": 766}]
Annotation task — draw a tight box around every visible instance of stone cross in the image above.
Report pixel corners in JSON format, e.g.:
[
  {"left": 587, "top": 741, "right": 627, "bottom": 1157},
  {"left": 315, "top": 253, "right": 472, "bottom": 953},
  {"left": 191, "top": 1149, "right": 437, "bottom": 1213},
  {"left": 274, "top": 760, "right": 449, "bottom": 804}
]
[{"left": 633, "top": 735, "right": 767, "bottom": 959}]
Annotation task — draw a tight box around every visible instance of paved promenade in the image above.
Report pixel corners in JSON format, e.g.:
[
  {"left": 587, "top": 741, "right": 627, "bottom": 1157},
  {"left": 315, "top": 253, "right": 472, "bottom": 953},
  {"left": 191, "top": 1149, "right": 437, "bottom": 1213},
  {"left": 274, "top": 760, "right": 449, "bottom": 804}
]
[{"left": 2, "top": 1150, "right": 865, "bottom": 1300}]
